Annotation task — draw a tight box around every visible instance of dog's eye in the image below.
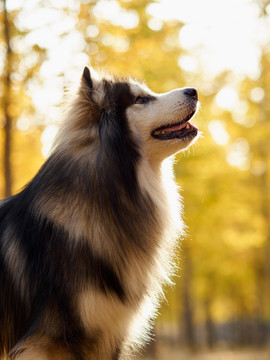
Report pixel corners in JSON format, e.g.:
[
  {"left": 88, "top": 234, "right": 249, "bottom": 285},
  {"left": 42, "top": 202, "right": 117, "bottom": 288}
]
[{"left": 135, "top": 96, "right": 149, "bottom": 104}]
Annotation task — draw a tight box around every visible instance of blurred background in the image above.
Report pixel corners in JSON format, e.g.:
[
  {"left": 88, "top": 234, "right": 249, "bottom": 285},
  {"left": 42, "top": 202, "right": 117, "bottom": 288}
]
[{"left": 1, "top": 0, "right": 270, "bottom": 358}]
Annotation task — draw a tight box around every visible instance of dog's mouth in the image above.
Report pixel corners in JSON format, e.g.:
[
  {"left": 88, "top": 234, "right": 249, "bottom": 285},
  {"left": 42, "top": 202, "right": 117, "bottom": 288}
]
[{"left": 151, "top": 111, "right": 198, "bottom": 141}]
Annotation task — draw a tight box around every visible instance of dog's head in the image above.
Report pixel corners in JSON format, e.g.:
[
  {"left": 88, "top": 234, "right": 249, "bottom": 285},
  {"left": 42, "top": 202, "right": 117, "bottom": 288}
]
[{"left": 59, "top": 67, "right": 199, "bottom": 166}]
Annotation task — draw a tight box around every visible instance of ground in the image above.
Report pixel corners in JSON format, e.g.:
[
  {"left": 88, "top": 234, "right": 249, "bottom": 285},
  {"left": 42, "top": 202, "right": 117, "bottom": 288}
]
[{"left": 136, "top": 345, "right": 270, "bottom": 360}]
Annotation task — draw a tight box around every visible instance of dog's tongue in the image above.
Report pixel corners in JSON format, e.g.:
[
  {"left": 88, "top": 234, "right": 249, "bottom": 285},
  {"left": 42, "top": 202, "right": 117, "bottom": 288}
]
[{"left": 163, "top": 121, "right": 189, "bottom": 132}]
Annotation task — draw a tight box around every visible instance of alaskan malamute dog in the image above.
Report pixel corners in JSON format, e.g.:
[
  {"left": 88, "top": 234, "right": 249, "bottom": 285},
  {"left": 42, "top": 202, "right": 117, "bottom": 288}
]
[{"left": 0, "top": 67, "right": 199, "bottom": 359}]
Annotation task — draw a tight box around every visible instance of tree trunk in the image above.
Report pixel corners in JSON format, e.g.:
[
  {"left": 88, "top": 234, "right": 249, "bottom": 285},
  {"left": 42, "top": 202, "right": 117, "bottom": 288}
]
[
  {"left": 258, "top": 55, "right": 270, "bottom": 325},
  {"left": 181, "top": 244, "right": 196, "bottom": 349},
  {"left": 260, "top": 161, "right": 270, "bottom": 328},
  {"left": 204, "top": 297, "right": 215, "bottom": 348},
  {"left": 2, "top": 0, "right": 12, "bottom": 197}
]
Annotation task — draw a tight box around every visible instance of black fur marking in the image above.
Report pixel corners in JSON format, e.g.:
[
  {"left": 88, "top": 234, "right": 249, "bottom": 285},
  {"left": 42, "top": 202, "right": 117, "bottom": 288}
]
[
  {"left": 112, "top": 347, "right": 121, "bottom": 360},
  {"left": 82, "top": 66, "right": 93, "bottom": 89},
  {"left": 96, "top": 81, "right": 148, "bottom": 238},
  {"left": 0, "top": 246, "right": 28, "bottom": 354},
  {"left": 94, "top": 81, "right": 159, "bottom": 250}
]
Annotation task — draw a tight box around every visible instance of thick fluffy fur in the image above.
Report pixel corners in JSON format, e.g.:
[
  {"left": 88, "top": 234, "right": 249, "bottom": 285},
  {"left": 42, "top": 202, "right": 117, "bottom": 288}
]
[{"left": 0, "top": 68, "right": 199, "bottom": 359}]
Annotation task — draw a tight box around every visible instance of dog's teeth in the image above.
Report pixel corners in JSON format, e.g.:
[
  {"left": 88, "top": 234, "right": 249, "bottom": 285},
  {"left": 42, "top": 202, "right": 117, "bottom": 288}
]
[
  {"left": 160, "top": 131, "right": 165, "bottom": 134},
  {"left": 186, "top": 123, "right": 190, "bottom": 129}
]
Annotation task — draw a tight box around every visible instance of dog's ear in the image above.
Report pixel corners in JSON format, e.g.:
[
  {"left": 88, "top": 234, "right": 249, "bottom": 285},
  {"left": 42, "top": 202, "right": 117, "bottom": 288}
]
[{"left": 82, "top": 66, "right": 93, "bottom": 89}]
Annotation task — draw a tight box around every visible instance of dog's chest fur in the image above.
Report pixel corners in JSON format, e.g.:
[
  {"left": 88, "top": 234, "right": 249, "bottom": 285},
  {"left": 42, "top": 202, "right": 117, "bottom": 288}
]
[{"left": 72, "top": 158, "right": 182, "bottom": 353}]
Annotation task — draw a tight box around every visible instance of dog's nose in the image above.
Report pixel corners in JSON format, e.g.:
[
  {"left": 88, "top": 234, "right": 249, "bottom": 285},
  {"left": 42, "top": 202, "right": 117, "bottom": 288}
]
[{"left": 184, "top": 88, "right": 198, "bottom": 100}]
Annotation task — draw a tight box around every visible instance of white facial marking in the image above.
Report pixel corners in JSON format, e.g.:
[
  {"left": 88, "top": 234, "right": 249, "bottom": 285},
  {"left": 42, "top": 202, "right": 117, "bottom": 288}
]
[{"left": 126, "top": 86, "right": 199, "bottom": 165}]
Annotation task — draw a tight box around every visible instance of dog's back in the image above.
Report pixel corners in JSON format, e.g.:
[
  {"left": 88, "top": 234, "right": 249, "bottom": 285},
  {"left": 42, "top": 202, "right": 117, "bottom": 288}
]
[{"left": 0, "top": 196, "right": 28, "bottom": 354}]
